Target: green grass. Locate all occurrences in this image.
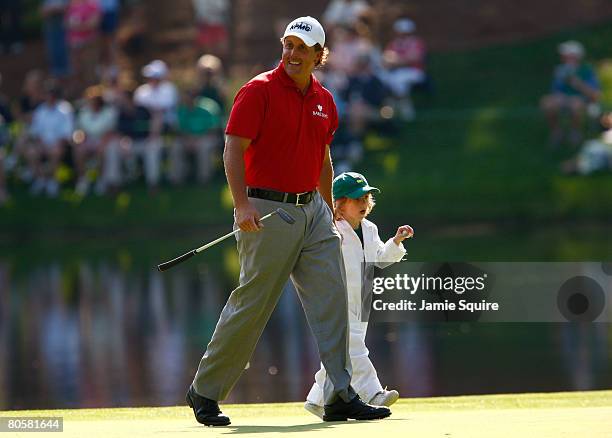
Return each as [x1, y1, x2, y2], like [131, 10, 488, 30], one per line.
[2, 391, 611, 437]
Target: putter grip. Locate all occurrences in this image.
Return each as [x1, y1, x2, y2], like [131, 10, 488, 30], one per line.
[157, 249, 196, 272]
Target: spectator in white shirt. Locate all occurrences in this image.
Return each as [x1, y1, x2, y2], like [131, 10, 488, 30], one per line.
[133, 60, 177, 193]
[73, 85, 118, 196]
[26, 80, 74, 197]
[134, 59, 178, 127]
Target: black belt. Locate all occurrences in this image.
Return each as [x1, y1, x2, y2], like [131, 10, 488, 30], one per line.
[247, 187, 316, 205]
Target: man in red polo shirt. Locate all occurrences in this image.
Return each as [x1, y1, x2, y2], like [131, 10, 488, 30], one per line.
[186, 16, 391, 426]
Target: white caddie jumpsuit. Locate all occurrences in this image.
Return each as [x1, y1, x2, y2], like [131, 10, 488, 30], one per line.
[306, 218, 406, 405]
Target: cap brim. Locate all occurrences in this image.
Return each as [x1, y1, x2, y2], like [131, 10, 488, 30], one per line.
[143, 70, 163, 79]
[283, 31, 318, 47]
[559, 49, 582, 56]
[345, 186, 380, 199]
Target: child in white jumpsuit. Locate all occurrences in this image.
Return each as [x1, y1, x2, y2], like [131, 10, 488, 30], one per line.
[305, 171, 414, 418]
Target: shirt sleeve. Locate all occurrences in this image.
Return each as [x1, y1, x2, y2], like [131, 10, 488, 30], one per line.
[371, 222, 406, 268]
[225, 82, 266, 141]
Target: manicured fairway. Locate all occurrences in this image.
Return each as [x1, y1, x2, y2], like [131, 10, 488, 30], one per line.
[2, 390, 611, 437]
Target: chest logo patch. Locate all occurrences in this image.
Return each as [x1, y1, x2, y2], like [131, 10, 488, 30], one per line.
[313, 104, 328, 119]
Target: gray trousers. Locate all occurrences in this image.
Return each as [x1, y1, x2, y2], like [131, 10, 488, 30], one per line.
[192, 192, 356, 404]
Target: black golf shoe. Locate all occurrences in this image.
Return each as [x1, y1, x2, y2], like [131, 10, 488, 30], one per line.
[323, 395, 391, 421]
[186, 385, 231, 426]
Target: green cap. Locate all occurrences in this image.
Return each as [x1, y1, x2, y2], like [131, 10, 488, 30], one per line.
[332, 172, 380, 200]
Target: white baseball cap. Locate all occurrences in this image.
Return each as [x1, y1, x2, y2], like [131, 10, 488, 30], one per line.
[283, 16, 325, 47]
[142, 59, 168, 79]
[558, 40, 585, 58]
[197, 54, 222, 72]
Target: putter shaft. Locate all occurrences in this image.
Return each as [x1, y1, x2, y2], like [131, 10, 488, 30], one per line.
[157, 210, 279, 272]
[194, 210, 277, 253]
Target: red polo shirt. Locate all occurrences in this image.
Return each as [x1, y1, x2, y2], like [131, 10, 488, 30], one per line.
[225, 63, 339, 193]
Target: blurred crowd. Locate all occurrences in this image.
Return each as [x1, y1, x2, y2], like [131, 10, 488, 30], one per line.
[314, 1, 430, 173]
[1, 0, 610, 207]
[0, 0, 231, 204]
[538, 40, 612, 176]
[0, 0, 433, 205]
[0, 54, 227, 201]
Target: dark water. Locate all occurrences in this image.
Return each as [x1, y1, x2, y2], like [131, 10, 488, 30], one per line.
[1, 230, 611, 411]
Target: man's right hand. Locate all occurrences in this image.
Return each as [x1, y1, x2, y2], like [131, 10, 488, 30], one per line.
[235, 201, 262, 232]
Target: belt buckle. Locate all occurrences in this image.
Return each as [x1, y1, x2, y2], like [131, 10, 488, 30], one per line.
[295, 191, 309, 206]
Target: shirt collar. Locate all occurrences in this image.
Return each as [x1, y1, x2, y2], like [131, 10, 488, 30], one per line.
[274, 62, 321, 96]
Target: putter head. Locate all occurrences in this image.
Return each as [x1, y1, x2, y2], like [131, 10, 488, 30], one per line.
[276, 208, 296, 224]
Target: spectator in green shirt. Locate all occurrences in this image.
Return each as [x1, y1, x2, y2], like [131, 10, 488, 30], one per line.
[169, 90, 222, 184]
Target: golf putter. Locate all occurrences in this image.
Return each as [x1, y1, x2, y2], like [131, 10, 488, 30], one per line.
[157, 208, 296, 272]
